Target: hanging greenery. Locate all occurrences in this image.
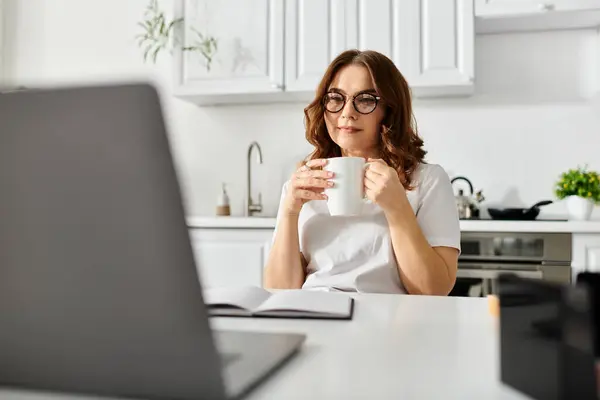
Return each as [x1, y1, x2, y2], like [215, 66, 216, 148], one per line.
[135, 0, 182, 63]
[182, 27, 219, 72]
[136, 0, 218, 71]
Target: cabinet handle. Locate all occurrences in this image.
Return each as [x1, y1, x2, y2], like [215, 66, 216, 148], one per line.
[271, 83, 284, 90]
[538, 3, 555, 11]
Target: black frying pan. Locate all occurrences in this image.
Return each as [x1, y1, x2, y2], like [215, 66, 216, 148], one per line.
[487, 200, 553, 221]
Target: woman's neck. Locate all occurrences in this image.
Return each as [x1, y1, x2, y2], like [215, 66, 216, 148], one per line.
[341, 148, 379, 159]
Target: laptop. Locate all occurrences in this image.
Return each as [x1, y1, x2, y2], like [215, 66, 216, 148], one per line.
[0, 82, 305, 400]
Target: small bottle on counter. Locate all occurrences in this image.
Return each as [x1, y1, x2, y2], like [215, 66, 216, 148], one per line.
[216, 183, 231, 216]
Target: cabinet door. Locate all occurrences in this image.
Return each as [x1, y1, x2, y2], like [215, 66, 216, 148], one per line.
[572, 234, 600, 281]
[345, 0, 396, 62]
[345, 0, 474, 96]
[189, 229, 273, 289]
[597, 35, 600, 94]
[284, 0, 347, 92]
[399, 0, 474, 92]
[476, 0, 600, 17]
[173, 0, 284, 96]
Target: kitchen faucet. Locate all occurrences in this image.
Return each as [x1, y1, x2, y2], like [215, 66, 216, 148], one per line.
[246, 141, 263, 216]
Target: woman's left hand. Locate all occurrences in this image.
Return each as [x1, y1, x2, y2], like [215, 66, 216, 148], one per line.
[364, 158, 407, 213]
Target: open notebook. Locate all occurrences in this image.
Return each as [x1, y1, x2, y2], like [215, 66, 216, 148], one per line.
[203, 286, 354, 320]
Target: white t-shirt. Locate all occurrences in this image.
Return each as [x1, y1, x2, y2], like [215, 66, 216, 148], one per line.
[271, 162, 461, 294]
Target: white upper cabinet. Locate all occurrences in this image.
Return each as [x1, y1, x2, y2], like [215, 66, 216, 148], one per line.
[476, 0, 600, 16]
[345, 1, 396, 61]
[173, 0, 475, 105]
[173, 0, 284, 101]
[284, 0, 347, 93]
[475, 0, 600, 33]
[345, 0, 474, 96]
[597, 35, 600, 96]
[400, 0, 474, 94]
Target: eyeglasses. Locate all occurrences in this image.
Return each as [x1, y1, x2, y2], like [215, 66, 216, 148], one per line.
[323, 91, 381, 115]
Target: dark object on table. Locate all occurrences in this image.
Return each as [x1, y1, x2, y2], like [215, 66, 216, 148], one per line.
[497, 273, 597, 400]
[488, 200, 553, 220]
[577, 272, 600, 358]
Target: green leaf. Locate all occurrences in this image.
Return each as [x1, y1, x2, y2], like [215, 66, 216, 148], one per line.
[167, 18, 181, 32]
[143, 44, 155, 62]
[152, 46, 161, 63]
[158, 14, 166, 34]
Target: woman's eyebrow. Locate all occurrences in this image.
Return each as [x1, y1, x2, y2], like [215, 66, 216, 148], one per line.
[328, 87, 378, 95]
[360, 88, 378, 94]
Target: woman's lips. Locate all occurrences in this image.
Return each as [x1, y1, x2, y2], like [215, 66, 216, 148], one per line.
[338, 126, 361, 133]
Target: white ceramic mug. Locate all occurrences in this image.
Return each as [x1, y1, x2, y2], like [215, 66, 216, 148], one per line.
[323, 157, 370, 216]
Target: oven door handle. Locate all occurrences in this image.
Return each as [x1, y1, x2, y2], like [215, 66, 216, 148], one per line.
[456, 269, 542, 280]
[458, 261, 544, 269]
[457, 262, 544, 280]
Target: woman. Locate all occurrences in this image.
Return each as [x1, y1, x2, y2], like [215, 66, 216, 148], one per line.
[263, 49, 460, 295]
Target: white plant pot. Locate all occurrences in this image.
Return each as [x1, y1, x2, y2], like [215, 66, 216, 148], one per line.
[565, 195, 595, 221]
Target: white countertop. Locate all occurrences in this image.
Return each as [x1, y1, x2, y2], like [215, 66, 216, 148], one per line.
[210, 294, 530, 399]
[0, 294, 531, 400]
[459, 219, 600, 233]
[187, 216, 600, 233]
[187, 216, 278, 229]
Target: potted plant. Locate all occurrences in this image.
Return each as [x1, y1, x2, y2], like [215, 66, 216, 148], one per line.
[555, 166, 600, 221]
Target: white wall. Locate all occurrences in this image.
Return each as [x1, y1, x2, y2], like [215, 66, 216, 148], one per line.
[3, 0, 600, 219]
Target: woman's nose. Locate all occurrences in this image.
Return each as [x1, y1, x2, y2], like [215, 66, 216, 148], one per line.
[340, 98, 358, 119]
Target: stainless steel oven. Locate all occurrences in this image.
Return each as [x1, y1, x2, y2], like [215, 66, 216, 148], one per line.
[449, 231, 572, 297]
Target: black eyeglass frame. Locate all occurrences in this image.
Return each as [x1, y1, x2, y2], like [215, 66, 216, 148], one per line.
[322, 91, 382, 115]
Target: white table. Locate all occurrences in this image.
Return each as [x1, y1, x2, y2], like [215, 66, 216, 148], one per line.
[0, 294, 533, 400]
[212, 293, 532, 400]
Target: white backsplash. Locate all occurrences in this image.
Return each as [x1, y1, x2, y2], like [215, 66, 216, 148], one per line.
[3, 0, 600, 219]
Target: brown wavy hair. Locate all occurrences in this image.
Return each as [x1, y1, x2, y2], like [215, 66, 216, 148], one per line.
[303, 49, 426, 190]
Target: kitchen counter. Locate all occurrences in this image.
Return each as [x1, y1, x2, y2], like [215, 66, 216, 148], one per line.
[459, 219, 600, 233]
[0, 294, 530, 400]
[187, 216, 278, 229]
[187, 216, 600, 233]
[209, 293, 528, 399]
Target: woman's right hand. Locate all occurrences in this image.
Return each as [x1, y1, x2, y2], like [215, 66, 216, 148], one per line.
[283, 158, 334, 215]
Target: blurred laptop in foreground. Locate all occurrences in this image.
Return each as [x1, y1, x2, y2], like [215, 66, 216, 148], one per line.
[0, 82, 305, 400]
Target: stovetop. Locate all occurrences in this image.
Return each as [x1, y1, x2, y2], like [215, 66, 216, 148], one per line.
[460, 217, 568, 222]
